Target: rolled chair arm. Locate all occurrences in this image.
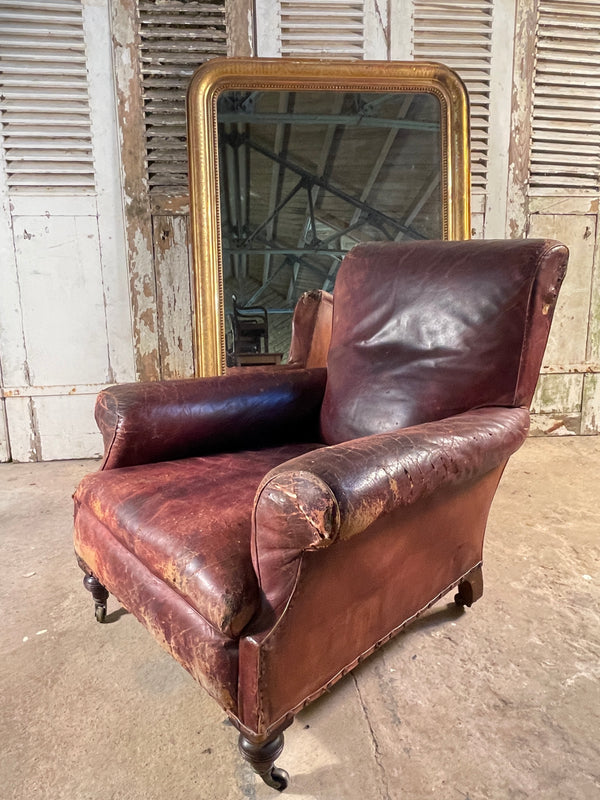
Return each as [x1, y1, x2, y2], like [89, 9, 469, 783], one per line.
[96, 367, 327, 470]
[251, 406, 529, 601]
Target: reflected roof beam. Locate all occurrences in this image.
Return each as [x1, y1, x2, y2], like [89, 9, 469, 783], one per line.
[245, 134, 425, 240]
[218, 111, 438, 131]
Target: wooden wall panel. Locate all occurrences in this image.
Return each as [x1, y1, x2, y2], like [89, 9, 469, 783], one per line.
[530, 374, 583, 436]
[3, 398, 37, 462]
[528, 213, 596, 366]
[0, 400, 9, 461]
[28, 395, 103, 462]
[581, 375, 600, 434]
[12, 215, 111, 386]
[527, 212, 597, 434]
[153, 215, 195, 378]
[111, 0, 160, 382]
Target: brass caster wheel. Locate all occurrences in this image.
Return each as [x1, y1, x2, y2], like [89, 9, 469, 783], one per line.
[262, 767, 289, 792]
[95, 603, 107, 623]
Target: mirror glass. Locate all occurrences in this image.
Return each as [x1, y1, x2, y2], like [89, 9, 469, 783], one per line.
[187, 59, 470, 376]
[217, 89, 442, 363]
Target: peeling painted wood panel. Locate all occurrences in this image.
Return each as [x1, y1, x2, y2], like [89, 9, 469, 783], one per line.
[0, 125, 28, 389]
[528, 213, 596, 365]
[153, 214, 195, 378]
[9, 195, 97, 217]
[13, 214, 111, 386]
[388, 0, 414, 60]
[0, 0, 135, 461]
[529, 413, 580, 437]
[225, 0, 253, 57]
[483, 0, 517, 237]
[111, 0, 160, 381]
[471, 212, 485, 239]
[0, 400, 10, 461]
[253, 0, 280, 56]
[531, 370, 583, 434]
[83, 0, 136, 384]
[29, 394, 103, 461]
[529, 195, 599, 216]
[4, 394, 103, 462]
[581, 374, 600, 434]
[506, 0, 538, 239]
[364, 0, 389, 59]
[531, 373, 583, 415]
[586, 218, 600, 368]
[3, 397, 37, 462]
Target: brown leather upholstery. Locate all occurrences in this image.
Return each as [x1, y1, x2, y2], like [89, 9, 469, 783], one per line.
[74, 504, 240, 711]
[287, 289, 333, 368]
[75, 443, 323, 637]
[321, 240, 567, 443]
[96, 367, 326, 469]
[73, 238, 568, 788]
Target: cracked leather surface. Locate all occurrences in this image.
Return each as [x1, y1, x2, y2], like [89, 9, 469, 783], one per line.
[74, 442, 323, 638]
[96, 367, 326, 470]
[251, 406, 528, 617]
[74, 505, 240, 712]
[321, 239, 568, 443]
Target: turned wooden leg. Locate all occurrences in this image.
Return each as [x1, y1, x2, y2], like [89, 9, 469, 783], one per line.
[83, 573, 109, 623]
[238, 732, 289, 791]
[455, 564, 484, 608]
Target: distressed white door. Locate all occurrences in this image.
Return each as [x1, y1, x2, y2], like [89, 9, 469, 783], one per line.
[512, 0, 600, 434]
[0, 0, 134, 461]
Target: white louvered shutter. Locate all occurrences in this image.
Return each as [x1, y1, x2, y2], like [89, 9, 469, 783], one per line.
[279, 1, 365, 59]
[529, 0, 600, 192]
[413, 0, 493, 193]
[138, 0, 227, 195]
[0, 0, 95, 193]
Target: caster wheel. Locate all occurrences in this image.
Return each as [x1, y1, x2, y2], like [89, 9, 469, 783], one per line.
[262, 767, 289, 792]
[95, 604, 107, 623]
[454, 592, 466, 607]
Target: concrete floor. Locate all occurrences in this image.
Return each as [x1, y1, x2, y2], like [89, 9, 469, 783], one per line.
[1, 437, 599, 800]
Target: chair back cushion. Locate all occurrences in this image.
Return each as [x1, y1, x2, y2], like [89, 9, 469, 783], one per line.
[320, 239, 568, 444]
[288, 290, 333, 368]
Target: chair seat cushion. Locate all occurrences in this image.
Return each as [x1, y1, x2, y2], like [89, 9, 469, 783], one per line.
[74, 443, 323, 638]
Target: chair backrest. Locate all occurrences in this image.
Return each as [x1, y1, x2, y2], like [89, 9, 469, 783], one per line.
[320, 239, 568, 444]
[287, 289, 333, 368]
[231, 294, 269, 355]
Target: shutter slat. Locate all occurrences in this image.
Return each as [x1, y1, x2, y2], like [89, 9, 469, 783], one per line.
[414, 0, 493, 191]
[138, 0, 227, 195]
[530, 0, 600, 191]
[280, 1, 365, 59]
[0, 2, 95, 193]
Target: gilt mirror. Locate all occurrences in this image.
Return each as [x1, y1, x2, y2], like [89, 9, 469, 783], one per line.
[187, 58, 470, 376]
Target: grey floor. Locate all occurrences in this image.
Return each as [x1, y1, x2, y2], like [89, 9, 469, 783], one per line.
[1, 437, 599, 800]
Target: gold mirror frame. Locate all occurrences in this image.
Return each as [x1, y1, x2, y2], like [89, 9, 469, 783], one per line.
[187, 58, 470, 377]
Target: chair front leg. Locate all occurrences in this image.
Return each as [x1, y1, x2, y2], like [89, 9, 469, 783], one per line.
[454, 564, 484, 608]
[238, 730, 289, 791]
[83, 573, 109, 623]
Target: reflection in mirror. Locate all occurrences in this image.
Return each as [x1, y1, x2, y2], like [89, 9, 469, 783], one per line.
[217, 90, 442, 365]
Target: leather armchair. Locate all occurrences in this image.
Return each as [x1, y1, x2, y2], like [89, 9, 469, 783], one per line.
[74, 239, 568, 791]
